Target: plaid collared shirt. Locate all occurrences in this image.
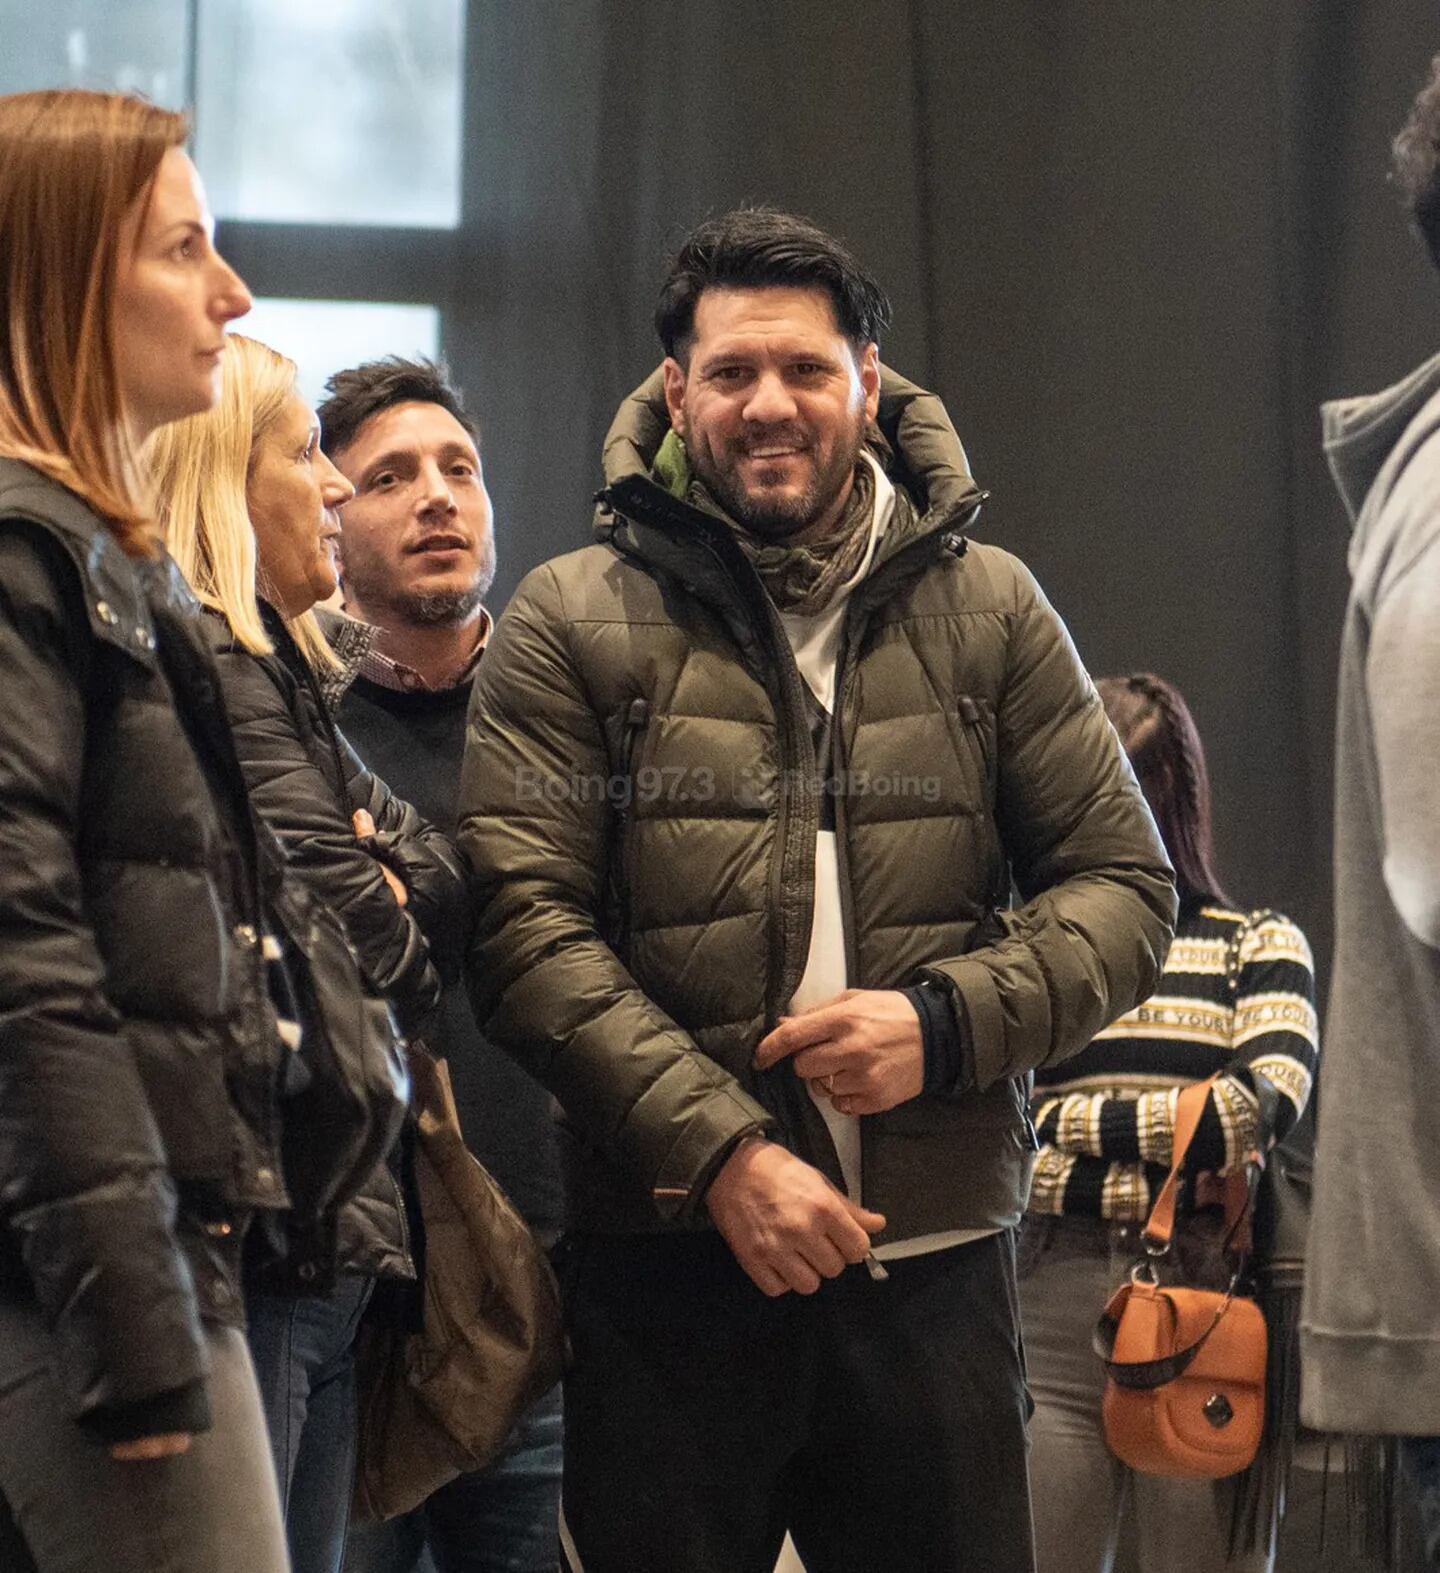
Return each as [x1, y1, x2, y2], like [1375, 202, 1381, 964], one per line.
[348, 607, 492, 694]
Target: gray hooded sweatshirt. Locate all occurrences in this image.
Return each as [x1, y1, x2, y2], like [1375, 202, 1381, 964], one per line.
[1302, 350, 1440, 1432]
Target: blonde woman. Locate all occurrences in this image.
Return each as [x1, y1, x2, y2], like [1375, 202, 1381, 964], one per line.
[0, 90, 294, 1573]
[150, 334, 467, 1573]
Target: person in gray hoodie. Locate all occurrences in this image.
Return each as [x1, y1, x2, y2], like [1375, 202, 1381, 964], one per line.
[1302, 51, 1440, 1564]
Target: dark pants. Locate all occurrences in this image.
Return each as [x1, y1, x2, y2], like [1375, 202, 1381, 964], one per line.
[558, 1229, 1034, 1573]
[343, 1385, 563, 1573]
[247, 1272, 374, 1573]
[1402, 1439, 1440, 1568]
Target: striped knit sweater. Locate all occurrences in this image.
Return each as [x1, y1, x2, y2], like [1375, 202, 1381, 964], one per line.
[1027, 904, 1317, 1222]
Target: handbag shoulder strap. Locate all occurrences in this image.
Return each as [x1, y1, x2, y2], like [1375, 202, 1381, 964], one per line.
[1093, 1282, 1239, 1389]
[1139, 909, 1283, 1260]
[1142, 1077, 1217, 1253]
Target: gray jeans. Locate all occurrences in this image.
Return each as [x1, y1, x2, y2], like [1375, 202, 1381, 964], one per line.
[0, 1292, 289, 1573]
[1017, 1216, 1273, 1573]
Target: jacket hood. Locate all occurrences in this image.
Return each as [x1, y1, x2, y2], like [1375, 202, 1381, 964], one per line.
[1322, 348, 1440, 560]
[596, 364, 985, 559]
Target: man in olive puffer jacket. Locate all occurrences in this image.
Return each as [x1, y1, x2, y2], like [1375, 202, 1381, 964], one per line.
[460, 208, 1175, 1573]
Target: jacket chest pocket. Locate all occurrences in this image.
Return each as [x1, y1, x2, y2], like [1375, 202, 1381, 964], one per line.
[955, 694, 997, 810]
[602, 698, 651, 957]
[953, 694, 1010, 907]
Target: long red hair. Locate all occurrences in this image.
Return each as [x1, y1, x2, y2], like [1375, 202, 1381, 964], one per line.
[0, 90, 187, 555]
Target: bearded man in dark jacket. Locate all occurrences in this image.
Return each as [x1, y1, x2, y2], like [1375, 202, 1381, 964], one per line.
[459, 208, 1176, 1573]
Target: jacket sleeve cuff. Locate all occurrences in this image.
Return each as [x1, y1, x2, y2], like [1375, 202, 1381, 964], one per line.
[79, 1378, 211, 1445]
[647, 1085, 777, 1224]
[919, 957, 1010, 1088]
[691, 1130, 766, 1215]
[904, 979, 975, 1096]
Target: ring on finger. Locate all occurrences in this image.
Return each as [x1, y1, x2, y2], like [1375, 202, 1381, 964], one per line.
[820, 1074, 836, 1096]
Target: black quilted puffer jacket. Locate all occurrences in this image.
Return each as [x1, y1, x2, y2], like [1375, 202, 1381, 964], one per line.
[0, 459, 298, 1442]
[460, 371, 1176, 1242]
[202, 605, 469, 1281]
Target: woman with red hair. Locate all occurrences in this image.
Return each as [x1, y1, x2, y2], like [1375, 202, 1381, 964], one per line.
[0, 89, 289, 1572]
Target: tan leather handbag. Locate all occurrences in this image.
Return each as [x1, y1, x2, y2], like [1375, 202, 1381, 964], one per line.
[1093, 1078, 1267, 1479]
[352, 1047, 566, 1521]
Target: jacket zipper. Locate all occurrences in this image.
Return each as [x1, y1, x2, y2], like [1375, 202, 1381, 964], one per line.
[739, 591, 838, 1180]
[957, 699, 1033, 1150]
[830, 617, 877, 1215]
[831, 619, 865, 1003]
[831, 538, 961, 1214]
[641, 497, 819, 1028]
[619, 697, 649, 782]
[606, 697, 650, 960]
[675, 528, 826, 1164]
[956, 694, 998, 807]
[388, 1161, 416, 1276]
[754, 599, 820, 1028]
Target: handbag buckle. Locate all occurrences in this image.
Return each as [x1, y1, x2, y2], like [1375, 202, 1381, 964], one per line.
[1131, 1232, 1171, 1286]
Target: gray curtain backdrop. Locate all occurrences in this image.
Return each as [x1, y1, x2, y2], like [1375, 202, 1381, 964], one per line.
[447, 0, 1440, 983]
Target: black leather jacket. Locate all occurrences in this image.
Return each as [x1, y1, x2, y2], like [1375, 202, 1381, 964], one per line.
[203, 604, 469, 1279]
[0, 460, 297, 1443]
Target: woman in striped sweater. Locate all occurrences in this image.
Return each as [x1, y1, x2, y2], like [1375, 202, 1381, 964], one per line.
[1019, 673, 1317, 1573]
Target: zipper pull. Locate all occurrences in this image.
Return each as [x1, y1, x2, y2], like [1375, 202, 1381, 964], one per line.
[864, 1251, 890, 1283]
[619, 697, 650, 776]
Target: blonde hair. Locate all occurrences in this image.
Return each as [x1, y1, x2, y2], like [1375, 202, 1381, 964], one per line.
[0, 90, 187, 555]
[150, 333, 338, 670]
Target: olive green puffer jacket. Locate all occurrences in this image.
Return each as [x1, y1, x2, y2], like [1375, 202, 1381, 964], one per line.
[459, 370, 1175, 1242]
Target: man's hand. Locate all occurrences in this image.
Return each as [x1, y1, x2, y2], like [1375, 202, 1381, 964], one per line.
[753, 988, 924, 1115]
[109, 1432, 192, 1461]
[705, 1137, 886, 1296]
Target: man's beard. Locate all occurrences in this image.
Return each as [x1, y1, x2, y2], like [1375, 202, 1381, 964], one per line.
[349, 545, 496, 628]
[692, 417, 866, 541]
[400, 584, 488, 626]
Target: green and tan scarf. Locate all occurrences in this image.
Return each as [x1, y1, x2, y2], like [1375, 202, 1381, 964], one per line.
[655, 430, 876, 617]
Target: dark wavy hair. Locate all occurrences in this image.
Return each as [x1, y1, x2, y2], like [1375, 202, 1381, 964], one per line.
[1393, 52, 1440, 271]
[655, 206, 892, 362]
[316, 355, 475, 459]
[1098, 673, 1230, 911]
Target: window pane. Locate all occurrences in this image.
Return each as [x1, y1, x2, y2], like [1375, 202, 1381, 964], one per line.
[193, 0, 463, 228]
[0, 0, 189, 104]
[238, 298, 441, 410]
